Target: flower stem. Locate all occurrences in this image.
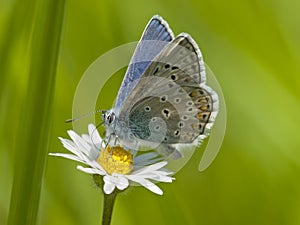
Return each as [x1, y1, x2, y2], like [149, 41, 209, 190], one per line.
[102, 191, 118, 225]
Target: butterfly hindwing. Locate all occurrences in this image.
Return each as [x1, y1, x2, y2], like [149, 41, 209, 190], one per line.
[127, 82, 217, 144]
[120, 34, 218, 146]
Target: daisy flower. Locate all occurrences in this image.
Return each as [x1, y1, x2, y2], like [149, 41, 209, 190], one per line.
[49, 124, 174, 195]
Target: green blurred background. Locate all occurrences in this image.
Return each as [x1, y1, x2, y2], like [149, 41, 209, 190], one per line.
[1, 0, 300, 224]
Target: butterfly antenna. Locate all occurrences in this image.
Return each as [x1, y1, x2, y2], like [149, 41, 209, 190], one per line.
[65, 110, 104, 123]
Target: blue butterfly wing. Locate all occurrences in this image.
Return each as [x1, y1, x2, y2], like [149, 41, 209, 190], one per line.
[114, 15, 174, 114]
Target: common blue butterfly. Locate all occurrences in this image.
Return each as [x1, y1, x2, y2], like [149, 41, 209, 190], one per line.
[102, 15, 218, 159]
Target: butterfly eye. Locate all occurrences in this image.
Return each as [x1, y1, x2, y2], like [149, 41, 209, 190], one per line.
[107, 112, 115, 124]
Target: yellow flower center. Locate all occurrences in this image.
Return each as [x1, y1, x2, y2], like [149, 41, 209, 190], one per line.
[97, 145, 133, 175]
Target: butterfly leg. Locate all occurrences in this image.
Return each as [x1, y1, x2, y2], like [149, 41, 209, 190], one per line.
[99, 136, 109, 150]
[104, 133, 114, 149]
[103, 133, 121, 157]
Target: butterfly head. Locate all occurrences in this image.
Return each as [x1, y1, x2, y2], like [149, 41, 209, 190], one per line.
[102, 110, 116, 126]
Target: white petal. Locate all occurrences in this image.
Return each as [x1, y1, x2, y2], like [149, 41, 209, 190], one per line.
[134, 152, 159, 164]
[58, 137, 76, 150]
[88, 160, 105, 170]
[53, 137, 100, 170]
[134, 152, 164, 167]
[77, 152, 95, 165]
[126, 176, 163, 195]
[49, 153, 84, 163]
[134, 158, 164, 167]
[103, 175, 129, 190]
[76, 156, 106, 173]
[59, 138, 85, 158]
[132, 161, 168, 175]
[89, 149, 100, 161]
[78, 141, 99, 161]
[133, 172, 174, 183]
[151, 175, 174, 183]
[82, 134, 92, 143]
[103, 176, 116, 194]
[82, 133, 101, 151]
[151, 169, 173, 176]
[113, 175, 129, 190]
[88, 124, 103, 145]
[77, 165, 106, 175]
[67, 130, 91, 156]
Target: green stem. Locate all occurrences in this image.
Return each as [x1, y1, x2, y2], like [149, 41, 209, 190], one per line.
[102, 191, 118, 225]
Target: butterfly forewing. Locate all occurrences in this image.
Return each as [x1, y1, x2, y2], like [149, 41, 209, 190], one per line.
[114, 15, 174, 114]
[146, 34, 206, 84]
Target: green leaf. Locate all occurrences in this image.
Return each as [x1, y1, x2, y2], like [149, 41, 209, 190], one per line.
[6, 0, 65, 224]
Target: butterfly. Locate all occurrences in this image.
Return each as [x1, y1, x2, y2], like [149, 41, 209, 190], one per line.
[102, 15, 219, 159]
